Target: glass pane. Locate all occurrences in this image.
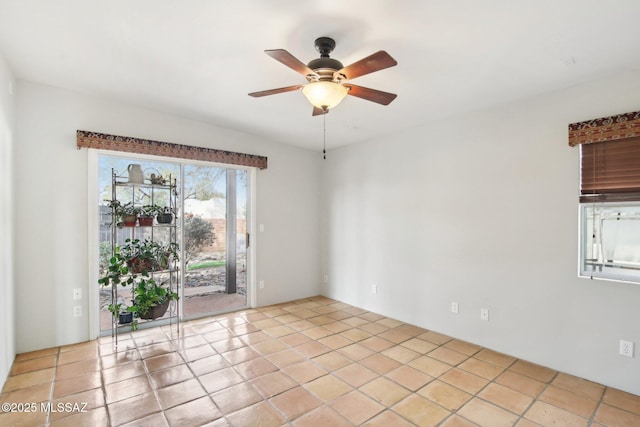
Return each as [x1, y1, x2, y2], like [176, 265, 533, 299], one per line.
[236, 170, 248, 297]
[98, 156, 180, 333]
[183, 165, 247, 317]
[581, 203, 640, 283]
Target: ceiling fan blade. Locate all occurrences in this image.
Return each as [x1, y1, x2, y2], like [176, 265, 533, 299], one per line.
[265, 49, 316, 77]
[336, 51, 397, 80]
[248, 85, 303, 97]
[344, 84, 397, 105]
[312, 106, 328, 116]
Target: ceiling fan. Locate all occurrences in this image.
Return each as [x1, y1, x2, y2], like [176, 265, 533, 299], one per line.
[249, 37, 398, 116]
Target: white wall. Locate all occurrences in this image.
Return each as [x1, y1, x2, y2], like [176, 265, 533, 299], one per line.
[0, 54, 15, 391]
[321, 70, 640, 395]
[13, 81, 321, 353]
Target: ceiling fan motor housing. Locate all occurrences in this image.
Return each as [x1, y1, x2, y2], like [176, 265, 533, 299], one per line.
[314, 37, 336, 56]
[307, 37, 344, 81]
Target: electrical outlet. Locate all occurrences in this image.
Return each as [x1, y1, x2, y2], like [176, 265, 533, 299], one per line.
[259, 280, 264, 289]
[451, 302, 459, 314]
[620, 340, 634, 357]
[72, 288, 81, 300]
[73, 306, 82, 317]
[324, 275, 328, 284]
[480, 308, 489, 321]
[372, 284, 377, 294]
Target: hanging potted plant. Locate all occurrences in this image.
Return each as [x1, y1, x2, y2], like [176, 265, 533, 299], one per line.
[129, 277, 178, 323]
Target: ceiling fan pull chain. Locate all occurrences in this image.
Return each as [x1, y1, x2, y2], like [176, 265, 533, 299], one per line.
[323, 113, 327, 160]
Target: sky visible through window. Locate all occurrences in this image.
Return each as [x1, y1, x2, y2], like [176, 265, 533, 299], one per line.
[97, 156, 246, 207]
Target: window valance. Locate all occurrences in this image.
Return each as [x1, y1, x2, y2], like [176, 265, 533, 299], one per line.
[76, 130, 268, 170]
[568, 110, 640, 147]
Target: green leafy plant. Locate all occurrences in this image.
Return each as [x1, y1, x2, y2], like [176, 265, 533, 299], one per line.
[138, 204, 163, 217]
[106, 200, 139, 226]
[107, 200, 139, 216]
[129, 277, 178, 317]
[99, 239, 179, 330]
[138, 204, 163, 226]
[119, 238, 178, 273]
[98, 251, 134, 319]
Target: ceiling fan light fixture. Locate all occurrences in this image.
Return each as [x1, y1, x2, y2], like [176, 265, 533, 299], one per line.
[302, 81, 349, 110]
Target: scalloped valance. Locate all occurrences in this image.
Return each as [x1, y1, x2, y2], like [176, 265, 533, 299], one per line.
[568, 110, 640, 147]
[76, 130, 268, 170]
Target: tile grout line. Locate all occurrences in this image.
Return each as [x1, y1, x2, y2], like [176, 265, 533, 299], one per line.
[178, 317, 267, 424]
[587, 385, 607, 427]
[140, 328, 177, 427]
[255, 305, 371, 425]
[433, 342, 490, 427]
[482, 357, 545, 427]
[254, 308, 342, 425]
[43, 346, 61, 427]
[298, 311, 399, 423]
[286, 318, 447, 426]
[97, 338, 113, 427]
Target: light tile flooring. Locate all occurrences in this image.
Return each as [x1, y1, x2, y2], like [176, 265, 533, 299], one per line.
[1, 296, 639, 427]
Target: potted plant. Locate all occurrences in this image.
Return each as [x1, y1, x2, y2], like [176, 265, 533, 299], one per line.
[156, 206, 174, 224]
[129, 277, 178, 324]
[120, 238, 178, 273]
[138, 204, 162, 226]
[119, 310, 133, 325]
[120, 238, 155, 273]
[107, 200, 139, 227]
[99, 239, 180, 330]
[109, 302, 133, 325]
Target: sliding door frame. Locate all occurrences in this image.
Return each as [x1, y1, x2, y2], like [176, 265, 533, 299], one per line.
[87, 149, 257, 339]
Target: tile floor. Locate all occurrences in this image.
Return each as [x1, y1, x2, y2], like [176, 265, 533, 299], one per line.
[1, 296, 639, 426]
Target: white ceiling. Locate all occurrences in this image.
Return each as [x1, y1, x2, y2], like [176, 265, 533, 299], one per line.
[1, 1, 640, 151]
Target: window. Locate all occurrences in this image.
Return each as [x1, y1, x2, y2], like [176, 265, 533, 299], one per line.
[577, 136, 640, 283]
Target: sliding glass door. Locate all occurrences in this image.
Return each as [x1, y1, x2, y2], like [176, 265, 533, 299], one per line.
[97, 155, 250, 333]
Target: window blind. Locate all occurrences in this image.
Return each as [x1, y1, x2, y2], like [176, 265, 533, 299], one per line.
[580, 137, 640, 202]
